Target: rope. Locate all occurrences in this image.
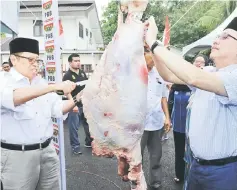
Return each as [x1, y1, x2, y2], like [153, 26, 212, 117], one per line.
[20, 1, 39, 26]
[159, 0, 201, 41]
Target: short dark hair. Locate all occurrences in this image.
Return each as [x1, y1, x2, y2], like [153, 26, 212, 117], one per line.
[68, 53, 80, 62]
[2, 62, 9, 66]
[194, 54, 209, 66]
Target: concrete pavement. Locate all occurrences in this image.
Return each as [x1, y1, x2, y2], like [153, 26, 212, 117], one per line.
[64, 124, 183, 190]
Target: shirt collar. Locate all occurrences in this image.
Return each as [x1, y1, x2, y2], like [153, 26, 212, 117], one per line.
[217, 64, 237, 72]
[148, 67, 156, 74]
[69, 68, 80, 75]
[9, 68, 41, 83]
[10, 68, 26, 81]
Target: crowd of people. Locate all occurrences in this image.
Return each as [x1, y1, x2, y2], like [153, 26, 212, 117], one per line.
[1, 15, 237, 190]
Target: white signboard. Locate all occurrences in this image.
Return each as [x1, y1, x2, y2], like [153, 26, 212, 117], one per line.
[41, 0, 66, 189]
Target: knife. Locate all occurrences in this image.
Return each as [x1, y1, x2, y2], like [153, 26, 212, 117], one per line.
[56, 80, 88, 95]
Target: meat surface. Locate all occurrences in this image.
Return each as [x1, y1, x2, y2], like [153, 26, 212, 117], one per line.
[82, 1, 148, 189]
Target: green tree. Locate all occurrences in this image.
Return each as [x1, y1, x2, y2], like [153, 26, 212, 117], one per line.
[101, 0, 167, 45]
[168, 1, 227, 48]
[225, 0, 237, 16]
[100, 1, 119, 45]
[0, 32, 6, 39]
[101, 0, 236, 48]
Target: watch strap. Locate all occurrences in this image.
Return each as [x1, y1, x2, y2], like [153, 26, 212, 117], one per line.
[73, 96, 78, 105]
[150, 41, 159, 54]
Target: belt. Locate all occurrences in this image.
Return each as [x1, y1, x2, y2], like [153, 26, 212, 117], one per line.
[1, 138, 52, 151]
[195, 156, 237, 166]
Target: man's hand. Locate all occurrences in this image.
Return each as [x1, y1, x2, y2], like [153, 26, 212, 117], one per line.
[72, 106, 78, 112]
[76, 90, 83, 102]
[164, 118, 171, 133]
[54, 80, 76, 95]
[144, 16, 158, 48]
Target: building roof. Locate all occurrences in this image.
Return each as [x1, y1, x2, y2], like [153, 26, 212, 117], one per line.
[0, 37, 13, 51]
[20, 0, 104, 48]
[20, 1, 93, 11]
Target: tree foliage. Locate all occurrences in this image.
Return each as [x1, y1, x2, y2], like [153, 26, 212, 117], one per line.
[100, 1, 119, 45]
[101, 0, 237, 48]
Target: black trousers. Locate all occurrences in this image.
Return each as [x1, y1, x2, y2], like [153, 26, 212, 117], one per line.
[173, 131, 185, 181]
[141, 130, 162, 188]
[80, 109, 93, 144]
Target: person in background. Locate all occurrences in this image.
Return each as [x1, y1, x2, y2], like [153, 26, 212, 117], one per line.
[63, 53, 93, 154]
[145, 16, 237, 190]
[141, 51, 171, 190]
[183, 54, 214, 190]
[2, 61, 11, 72]
[161, 83, 172, 141]
[193, 54, 209, 69]
[168, 54, 209, 184]
[170, 84, 191, 183]
[1, 37, 82, 190]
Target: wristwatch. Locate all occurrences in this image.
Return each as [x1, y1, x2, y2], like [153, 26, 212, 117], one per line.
[73, 96, 78, 105]
[73, 95, 82, 107]
[150, 40, 164, 54]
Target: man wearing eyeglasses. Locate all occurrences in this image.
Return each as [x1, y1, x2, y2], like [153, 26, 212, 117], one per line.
[144, 17, 237, 190]
[0, 37, 83, 190]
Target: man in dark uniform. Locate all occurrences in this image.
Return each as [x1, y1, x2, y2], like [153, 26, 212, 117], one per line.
[63, 53, 93, 154]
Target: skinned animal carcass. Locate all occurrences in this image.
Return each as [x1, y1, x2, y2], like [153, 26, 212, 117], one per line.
[82, 1, 148, 189]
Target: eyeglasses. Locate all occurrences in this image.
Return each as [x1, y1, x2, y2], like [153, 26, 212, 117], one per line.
[217, 33, 237, 41]
[14, 54, 44, 65]
[194, 60, 205, 64]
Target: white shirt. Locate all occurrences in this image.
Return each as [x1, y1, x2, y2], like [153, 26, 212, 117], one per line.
[189, 65, 237, 159]
[1, 68, 65, 145]
[145, 68, 168, 131]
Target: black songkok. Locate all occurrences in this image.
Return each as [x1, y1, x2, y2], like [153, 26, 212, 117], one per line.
[9, 37, 39, 55]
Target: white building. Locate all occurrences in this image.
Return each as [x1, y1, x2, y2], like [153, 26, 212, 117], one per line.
[0, 0, 19, 71]
[1, 0, 104, 75]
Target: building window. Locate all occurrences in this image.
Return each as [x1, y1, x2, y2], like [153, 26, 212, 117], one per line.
[79, 22, 84, 38]
[86, 28, 88, 37]
[33, 20, 43, 37]
[81, 64, 85, 71]
[90, 32, 92, 38]
[85, 64, 92, 72]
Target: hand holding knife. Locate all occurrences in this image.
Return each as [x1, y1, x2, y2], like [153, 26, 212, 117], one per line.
[55, 80, 88, 95]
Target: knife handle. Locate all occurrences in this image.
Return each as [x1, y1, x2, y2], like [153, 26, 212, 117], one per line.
[56, 90, 64, 95]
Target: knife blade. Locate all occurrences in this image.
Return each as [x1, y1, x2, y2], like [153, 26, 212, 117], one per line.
[56, 80, 88, 95]
[76, 80, 88, 86]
